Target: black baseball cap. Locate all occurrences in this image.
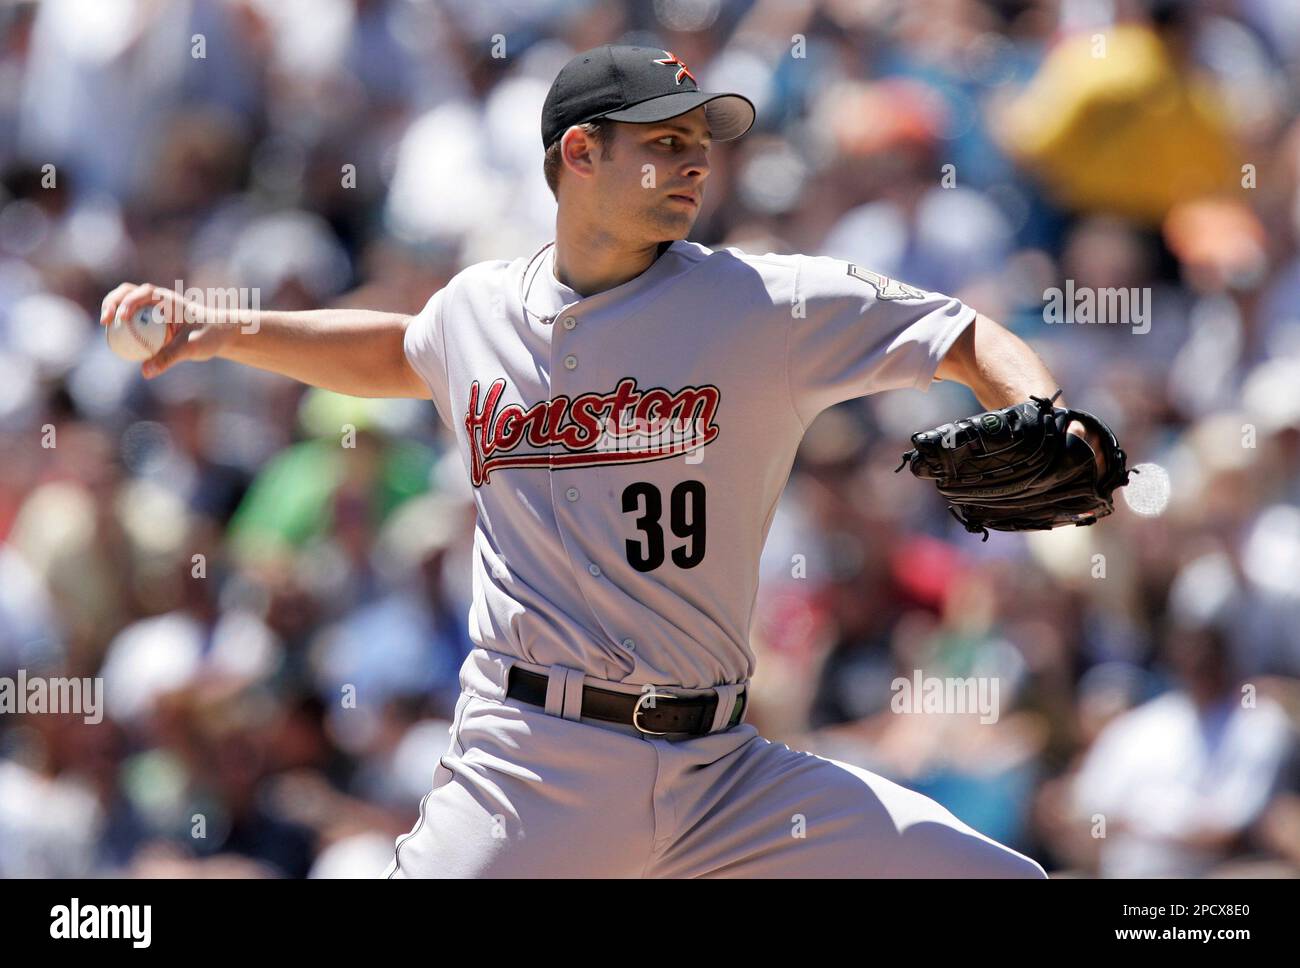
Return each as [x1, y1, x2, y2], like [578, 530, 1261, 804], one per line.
[541, 44, 755, 149]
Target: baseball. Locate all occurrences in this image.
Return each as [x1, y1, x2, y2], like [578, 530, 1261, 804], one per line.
[107, 304, 168, 362]
[1121, 461, 1171, 517]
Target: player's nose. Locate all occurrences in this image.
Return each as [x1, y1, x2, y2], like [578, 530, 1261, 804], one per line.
[681, 145, 710, 180]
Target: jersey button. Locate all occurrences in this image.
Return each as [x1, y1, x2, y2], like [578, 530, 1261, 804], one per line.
[587, 563, 601, 577]
[565, 486, 580, 502]
[563, 354, 578, 370]
[561, 316, 577, 330]
[621, 638, 636, 651]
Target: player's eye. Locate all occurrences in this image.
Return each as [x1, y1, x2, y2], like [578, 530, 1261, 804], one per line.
[657, 136, 678, 147]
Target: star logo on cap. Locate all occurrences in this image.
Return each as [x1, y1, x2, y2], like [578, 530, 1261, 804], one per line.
[652, 50, 696, 86]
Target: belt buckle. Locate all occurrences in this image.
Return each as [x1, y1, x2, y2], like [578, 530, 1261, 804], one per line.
[632, 688, 684, 736]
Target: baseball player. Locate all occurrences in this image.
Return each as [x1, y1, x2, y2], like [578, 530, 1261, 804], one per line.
[102, 45, 1127, 877]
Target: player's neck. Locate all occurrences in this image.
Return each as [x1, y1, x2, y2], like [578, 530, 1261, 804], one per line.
[552, 217, 670, 297]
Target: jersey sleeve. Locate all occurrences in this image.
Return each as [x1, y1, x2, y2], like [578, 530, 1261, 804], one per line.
[403, 286, 454, 431]
[786, 256, 975, 426]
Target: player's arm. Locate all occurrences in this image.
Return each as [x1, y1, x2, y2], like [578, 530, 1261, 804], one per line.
[99, 282, 431, 400]
[932, 312, 1060, 409]
[933, 311, 1105, 470]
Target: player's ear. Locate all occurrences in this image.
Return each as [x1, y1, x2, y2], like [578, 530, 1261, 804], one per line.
[560, 125, 599, 180]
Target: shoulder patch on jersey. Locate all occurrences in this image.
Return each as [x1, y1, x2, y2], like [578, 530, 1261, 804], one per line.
[846, 264, 926, 301]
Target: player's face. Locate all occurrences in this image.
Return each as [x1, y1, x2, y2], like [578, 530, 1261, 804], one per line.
[597, 108, 712, 242]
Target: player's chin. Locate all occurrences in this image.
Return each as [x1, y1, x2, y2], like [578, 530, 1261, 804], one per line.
[649, 205, 697, 238]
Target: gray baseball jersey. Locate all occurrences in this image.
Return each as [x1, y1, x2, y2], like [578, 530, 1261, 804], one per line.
[404, 241, 973, 688]
[392, 240, 1045, 877]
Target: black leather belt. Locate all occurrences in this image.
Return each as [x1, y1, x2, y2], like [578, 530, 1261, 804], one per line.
[506, 667, 746, 736]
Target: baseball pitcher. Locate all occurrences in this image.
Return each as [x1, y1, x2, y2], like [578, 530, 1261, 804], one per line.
[101, 45, 1129, 877]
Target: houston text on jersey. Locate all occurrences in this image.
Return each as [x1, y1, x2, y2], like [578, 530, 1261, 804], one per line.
[464, 376, 721, 485]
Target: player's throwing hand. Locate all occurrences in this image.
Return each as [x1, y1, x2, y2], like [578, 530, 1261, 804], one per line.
[100, 283, 235, 378]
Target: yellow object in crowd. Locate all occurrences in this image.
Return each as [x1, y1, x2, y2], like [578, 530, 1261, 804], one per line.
[999, 25, 1237, 224]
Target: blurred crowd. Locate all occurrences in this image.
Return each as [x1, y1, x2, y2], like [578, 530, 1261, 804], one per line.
[2, 0, 1299, 878]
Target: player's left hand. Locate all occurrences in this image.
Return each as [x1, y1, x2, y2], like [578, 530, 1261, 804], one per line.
[895, 390, 1133, 540]
[1065, 418, 1107, 477]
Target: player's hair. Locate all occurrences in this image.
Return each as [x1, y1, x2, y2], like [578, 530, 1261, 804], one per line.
[543, 119, 612, 198]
